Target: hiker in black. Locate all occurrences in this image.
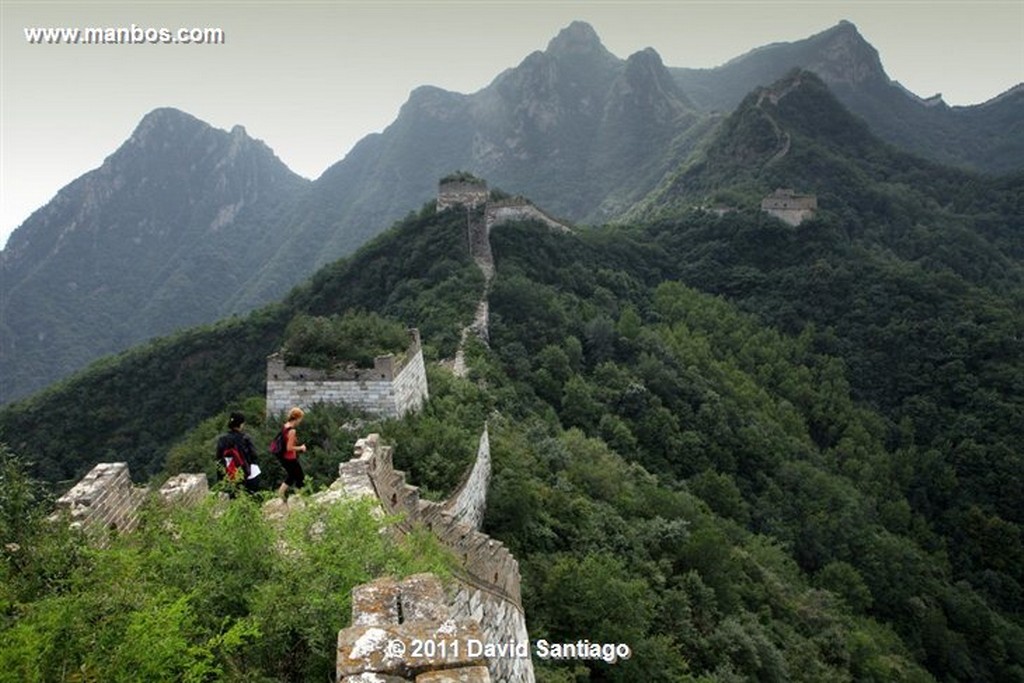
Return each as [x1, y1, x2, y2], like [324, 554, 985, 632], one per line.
[216, 412, 261, 495]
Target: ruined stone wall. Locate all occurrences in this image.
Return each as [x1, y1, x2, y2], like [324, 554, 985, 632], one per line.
[441, 426, 491, 530]
[54, 462, 148, 544]
[158, 473, 210, 506]
[266, 329, 429, 418]
[341, 435, 534, 683]
[438, 180, 489, 212]
[761, 188, 817, 226]
[337, 573, 494, 682]
[392, 343, 430, 417]
[486, 201, 571, 234]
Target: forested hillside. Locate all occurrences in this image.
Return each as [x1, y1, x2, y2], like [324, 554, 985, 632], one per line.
[0, 204, 482, 483]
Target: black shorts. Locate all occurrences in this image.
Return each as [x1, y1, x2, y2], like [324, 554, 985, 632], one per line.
[281, 458, 304, 488]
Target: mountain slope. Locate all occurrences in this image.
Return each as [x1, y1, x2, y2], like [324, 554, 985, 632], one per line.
[671, 21, 1023, 173]
[2, 103, 1022, 677]
[241, 21, 702, 298]
[0, 202, 482, 482]
[0, 108, 309, 402]
[5, 21, 1019, 405]
[637, 68, 1024, 255]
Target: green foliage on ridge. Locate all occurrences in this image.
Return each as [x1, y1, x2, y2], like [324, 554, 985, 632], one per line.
[0, 448, 452, 682]
[281, 311, 410, 370]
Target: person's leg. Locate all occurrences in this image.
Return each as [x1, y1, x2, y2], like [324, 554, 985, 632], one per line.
[279, 459, 300, 500]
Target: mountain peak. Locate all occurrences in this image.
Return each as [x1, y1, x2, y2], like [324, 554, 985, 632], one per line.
[129, 107, 209, 148]
[808, 20, 887, 86]
[546, 21, 606, 55]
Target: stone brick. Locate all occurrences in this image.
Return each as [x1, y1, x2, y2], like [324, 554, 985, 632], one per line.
[341, 673, 411, 683]
[266, 330, 428, 419]
[353, 577, 401, 626]
[54, 462, 149, 544]
[337, 621, 486, 680]
[399, 574, 449, 622]
[159, 473, 209, 505]
[416, 666, 491, 683]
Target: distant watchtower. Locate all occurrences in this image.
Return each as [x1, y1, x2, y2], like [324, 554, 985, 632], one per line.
[437, 172, 488, 211]
[761, 188, 817, 226]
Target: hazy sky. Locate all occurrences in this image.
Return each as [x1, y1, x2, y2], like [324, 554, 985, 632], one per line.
[2, 0, 1021, 247]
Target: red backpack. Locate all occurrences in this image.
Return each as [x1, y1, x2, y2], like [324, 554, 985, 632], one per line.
[222, 443, 247, 482]
[217, 433, 249, 482]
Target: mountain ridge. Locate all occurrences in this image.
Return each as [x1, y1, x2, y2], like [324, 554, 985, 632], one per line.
[3, 20, 1020, 403]
[0, 108, 309, 402]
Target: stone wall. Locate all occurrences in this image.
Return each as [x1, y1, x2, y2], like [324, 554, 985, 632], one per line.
[266, 329, 429, 418]
[761, 188, 817, 226]
[339, 434, 534, 683]
[158, 473, 210, 505]
[54, 462, 148, 544]
[485, 199, 571, 234]
[438, 180, 489, 212]
[337, 573, 494, 682]
[441, 426, 490, 530]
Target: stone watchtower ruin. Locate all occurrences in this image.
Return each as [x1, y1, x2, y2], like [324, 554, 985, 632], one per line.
[761, 188, 818, 226]
[437, 175, 490, 212]
[265, 328, 429, 419]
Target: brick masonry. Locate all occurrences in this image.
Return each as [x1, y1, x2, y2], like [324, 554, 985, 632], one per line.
[761, 188, 818, 226]
[266, 329, 429, 419]
[441, 426, 490, 530]
[54, 462, 148, 545]
[158, 473, 210, 505]
[339, 434, 534, 683]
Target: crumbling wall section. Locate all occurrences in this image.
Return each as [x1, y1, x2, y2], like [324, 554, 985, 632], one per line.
[761, 188, 818, 226]
[341, 434, 534, 683]
[54, 462, 148, 544]
[337, 573, 494, 682]
[266, 329, 429, 418]
[158, 473, 210, 505]
[485, 199, 571, 234]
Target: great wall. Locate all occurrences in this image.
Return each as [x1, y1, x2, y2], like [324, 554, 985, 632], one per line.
[442, 176, 571, 378]
[266, 328, 430, 419]
[50, 175, 579, 682]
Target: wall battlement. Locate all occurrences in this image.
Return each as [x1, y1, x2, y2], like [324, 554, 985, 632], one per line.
[340, 433, 533, 683]
[486, 199, 571, 234]
[441, 425, 491, 530]
[53, 464, 210, 545]
[266, 328, 429, 418]
[55, 427, 530, 681]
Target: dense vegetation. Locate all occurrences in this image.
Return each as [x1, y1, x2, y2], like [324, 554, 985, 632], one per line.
[481, 217, 1024, 680]
[281, 311, 411, 370]
[0, 446, 452, 682]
